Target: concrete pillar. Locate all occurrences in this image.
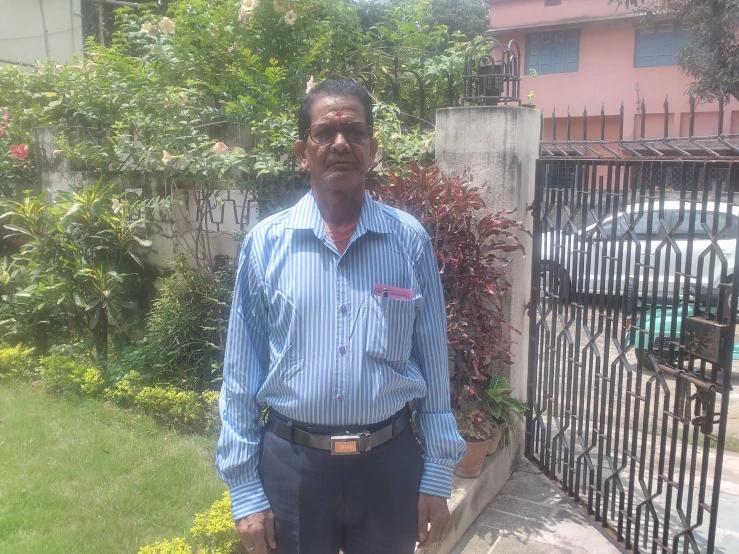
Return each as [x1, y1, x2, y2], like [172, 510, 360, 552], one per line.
[435, 106, 540, 459]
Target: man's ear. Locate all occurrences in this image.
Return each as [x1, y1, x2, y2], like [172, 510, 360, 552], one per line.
[294, 140, 310, 171]
[369, 136, 379, 165]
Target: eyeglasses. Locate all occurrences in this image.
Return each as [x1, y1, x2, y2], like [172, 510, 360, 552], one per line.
[305, 122, 372, 145]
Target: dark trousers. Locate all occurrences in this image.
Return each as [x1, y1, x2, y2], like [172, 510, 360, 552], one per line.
[259, 424, 424, 554]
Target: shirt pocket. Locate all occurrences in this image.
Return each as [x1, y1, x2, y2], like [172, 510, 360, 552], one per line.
[364, 295, 415, 362]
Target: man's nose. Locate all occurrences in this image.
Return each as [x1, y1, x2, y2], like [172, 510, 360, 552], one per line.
[330, 131, 351, 152]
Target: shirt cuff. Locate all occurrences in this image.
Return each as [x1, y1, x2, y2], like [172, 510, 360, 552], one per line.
[419, 460, 456, 499]
[229, 479, 271, 521]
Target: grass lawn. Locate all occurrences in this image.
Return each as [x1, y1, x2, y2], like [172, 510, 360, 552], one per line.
[0, 382, 227, 554]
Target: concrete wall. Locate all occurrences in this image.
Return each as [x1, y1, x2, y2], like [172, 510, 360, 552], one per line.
[436, 106, 540, 459]
[0, 0, 83, 66]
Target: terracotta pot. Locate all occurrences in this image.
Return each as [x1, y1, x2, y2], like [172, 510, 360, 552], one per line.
[486, 426, 502, 456]
[454, 439, 491, 478]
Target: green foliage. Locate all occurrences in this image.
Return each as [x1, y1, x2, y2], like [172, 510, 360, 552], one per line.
[611, 0, 739, 102]
[486, 374, 528, 426]
[0, 184, 170, 358]
[190, 492, 243, 554]
[39, 353, 105, 396]
[138, 538, 194, 554]
[134, 386, 204, 429]
[0, 0, 461, 211]
[134, 255, 233, 390]
[0, 343, 36, 380]
[104, 369, 145, 407]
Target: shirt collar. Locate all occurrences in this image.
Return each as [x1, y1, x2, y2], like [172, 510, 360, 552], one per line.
[284, 190, 392, 237]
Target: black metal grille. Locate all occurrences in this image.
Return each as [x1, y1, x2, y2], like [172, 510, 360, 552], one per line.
[527, 157, 739, 553]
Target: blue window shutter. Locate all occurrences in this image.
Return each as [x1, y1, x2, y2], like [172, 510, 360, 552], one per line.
[635, 21, 689, 67]
[527, 31, 579, 74]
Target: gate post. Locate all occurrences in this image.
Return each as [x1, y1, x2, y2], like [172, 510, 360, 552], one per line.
[436, 106, 541, 459]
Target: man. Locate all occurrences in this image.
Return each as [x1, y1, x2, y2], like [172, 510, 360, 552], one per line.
[217, 78, 466, 554]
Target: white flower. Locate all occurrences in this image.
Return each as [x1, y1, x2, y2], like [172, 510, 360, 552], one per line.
[86, 60, 97, 72]
[213, 142, 229, 155]
[140, 22, 157, 36]
[111, 199, 125, 214]
[159, 17, 175, 35]
[231, 147, 246, 157]
[284, 9, 297, 25]
[305, 75, 315, 94]
[242, 0, 259, 10]
[239, 7, 253, 24]
[162, 150, 177, 165]
[273, 0, 288, 13]
[175, 91, 188, 106]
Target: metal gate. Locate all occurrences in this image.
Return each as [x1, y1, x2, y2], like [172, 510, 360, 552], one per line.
[526, 108, 739, 553]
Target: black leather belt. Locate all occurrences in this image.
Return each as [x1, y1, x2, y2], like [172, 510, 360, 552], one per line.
[266, 406, 411, 455]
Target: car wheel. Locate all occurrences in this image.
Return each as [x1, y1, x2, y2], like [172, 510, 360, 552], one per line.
[539, 261, 571, 311]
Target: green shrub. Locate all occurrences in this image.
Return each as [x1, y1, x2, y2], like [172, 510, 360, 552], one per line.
[39, 354, 104, 396]
[200, 389, 221, 434]
[0, 343, 36, 380]
[134, 386, 204, 429]
[138, 537, 193, 554]
[104, 370, 145, 407]
[138, 255, 233, 390]
[190, 492, 242, 554]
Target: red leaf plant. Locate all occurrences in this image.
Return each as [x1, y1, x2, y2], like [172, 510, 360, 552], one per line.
[371, 162, 528, 412]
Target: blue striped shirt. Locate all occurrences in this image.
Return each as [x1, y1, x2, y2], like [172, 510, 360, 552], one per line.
[216, 190, 466, 521]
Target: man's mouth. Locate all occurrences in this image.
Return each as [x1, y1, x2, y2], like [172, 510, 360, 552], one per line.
[328, 159, 355, 168]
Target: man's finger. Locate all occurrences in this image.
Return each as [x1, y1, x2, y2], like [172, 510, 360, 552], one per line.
[417, 496, 429, 545]
[265, 510, 277, 549]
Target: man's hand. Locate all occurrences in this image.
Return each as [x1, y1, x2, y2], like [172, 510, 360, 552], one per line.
[235, 509, 276, 554]
[416, 493, 450, 549]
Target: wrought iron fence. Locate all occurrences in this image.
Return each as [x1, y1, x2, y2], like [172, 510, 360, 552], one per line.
[528, 127, 739, 552]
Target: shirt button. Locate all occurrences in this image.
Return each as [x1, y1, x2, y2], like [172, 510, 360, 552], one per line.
[337, 394, 344, 401]
[340, 304, 347, 314]
[339, 345, 346, 354]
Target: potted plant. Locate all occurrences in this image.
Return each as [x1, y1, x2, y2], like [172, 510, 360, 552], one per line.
[452, 385, 500, 477]
[485, 374, 528, 455]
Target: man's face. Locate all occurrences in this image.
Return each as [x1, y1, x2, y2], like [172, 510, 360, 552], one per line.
[294, 94, 378, 196]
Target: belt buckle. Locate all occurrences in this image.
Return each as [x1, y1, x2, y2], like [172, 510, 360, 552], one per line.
[331, 434, 360, 455]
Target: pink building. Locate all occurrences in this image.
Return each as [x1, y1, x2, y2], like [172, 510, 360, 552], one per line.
[488, 0, 738, 141]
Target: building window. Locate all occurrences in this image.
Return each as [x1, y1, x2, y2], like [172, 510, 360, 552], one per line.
[527, 30, 579, 74]
[635, 20, 690, 67]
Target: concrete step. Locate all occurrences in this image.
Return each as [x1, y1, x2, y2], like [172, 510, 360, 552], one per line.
[448, 458, 622, 554]
[417, 445, 516, 554]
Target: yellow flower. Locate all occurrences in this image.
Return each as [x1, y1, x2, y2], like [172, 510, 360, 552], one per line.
[242, 0, 260, 9]
[175, 91, 188, 106]
[284, 9, 297, 25]
[159, 17, 175, 35]
[231, 147, 246, 157]
[305, 75, 315, 94]
[162, 150, 177, 165]
[213, 142, 229, 155]
[140, 22, 157, 36]
[273, 0, 288, 13]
